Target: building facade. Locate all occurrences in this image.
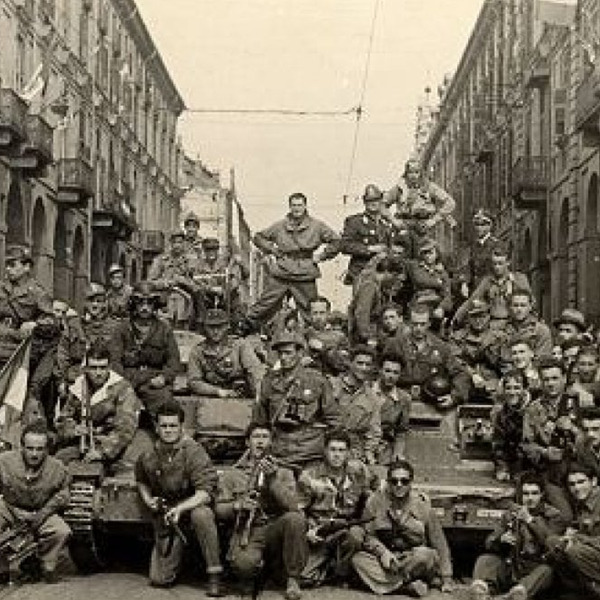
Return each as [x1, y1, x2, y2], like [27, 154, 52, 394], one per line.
[0, 0, 184, 311]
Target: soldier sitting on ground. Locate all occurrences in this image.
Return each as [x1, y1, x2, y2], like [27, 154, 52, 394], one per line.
[470, 471, 566, 600]
[106, 264, 133, 320]
[110, 283, 181, 420]
[0, 421, 71, 584]
[55, 344, 144, 472]
[135, 400, 224, 595]
[298, 429, 372, 586]
[351, 458, 454, 596]
[216, 422, 306, 600]
[187, 308, 264, 399]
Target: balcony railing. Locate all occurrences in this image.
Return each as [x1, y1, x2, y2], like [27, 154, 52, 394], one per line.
[18, 114, 54, 175]
[576, 68, 600, 141]
[57, 158, 94, 206]
[0, 88, 28, 150]
[140, 230, 165, 254]
[511, 156, 549, 210]
[92, 181, 136, 239]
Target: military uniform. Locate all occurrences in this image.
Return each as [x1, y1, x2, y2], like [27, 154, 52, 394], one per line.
[135, 436, 222, 586]
[490, 399, 527, 478]
[298, 459, 371, 583]
[147, 251, 200, 292]
[109, 317, 181, 415]
[468, 232, 499, 288]
[249, 214, 339, 322]
[406, 258, 452, 314]
[107, 284, 133, 319]
[473, 501, 565, 597]
[216, 452, 307, 584]
[55, 370, 143, 468]
[253, 364, 340, 468]
[351, 488, 453, 594]
[0, 450, 71, 575]
[499, 317, 553, 366]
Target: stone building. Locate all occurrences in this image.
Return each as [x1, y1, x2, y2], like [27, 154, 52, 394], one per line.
[0, 0, 185, 310]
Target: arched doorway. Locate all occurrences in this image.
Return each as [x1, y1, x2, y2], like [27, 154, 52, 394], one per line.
[31, 198, 47, 285]
[556, 199, 569, 312]
[585, 174, 600, 325]
[53, 211, 71, 302]
[72, 227, 86, 312]
[6, 179, 25, 246]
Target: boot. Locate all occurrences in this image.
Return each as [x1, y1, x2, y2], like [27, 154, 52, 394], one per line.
[206, 572, 226, 597]
[284, 578, 302, 600]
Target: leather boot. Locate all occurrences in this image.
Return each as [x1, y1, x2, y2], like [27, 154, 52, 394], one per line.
[206, 572, 225, 597]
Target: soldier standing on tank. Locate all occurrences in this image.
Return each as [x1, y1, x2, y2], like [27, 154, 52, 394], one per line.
[252, 331, 340, 469]
[216, 423, 307, 600]
[106, 264, 132, 320]
[465, 209, 498, 292]
[182, 210, 204, 263]
[246, 193, 339, 326]
[109, 283, 180, 419]
[0, 421, 71, 584]
[135, 400, 224, 594]
[187, 308, 264, 399]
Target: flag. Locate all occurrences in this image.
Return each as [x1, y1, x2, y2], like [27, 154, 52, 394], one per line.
[0, 336, 32, 448]
[20, 33, 57, 103]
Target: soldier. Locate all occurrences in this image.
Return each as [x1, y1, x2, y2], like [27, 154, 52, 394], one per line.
[470, 472, 566, 600]
[216, 423, 307, 600]
[384, 304, 470, 409]
[508, 337, 541, 394]
[298, 429, 372, 585]
[340, 184, 396, 285]
[252, 331, 340, 469]
[553, 308, 587, 345]
[182, 210, 203, 262]
[568, 345, 600, 405]
[0, 421, 71, 583]
[466, 208, 499, 293]
[110, 282, 181, 419]
[135, 400, 223, 594]
[351, 459, 454, 595]
[0, 245, 52, 369]
[246, 193, 339, 326]
[450, 300, 503, 402]
[187, 308, 264, 399]
[454, 243, 531, 328]
[106, 264, 132, 320]
[573, 406, 600, 480]
[55, 344, 144, 471]
[55, 283, 119, 390]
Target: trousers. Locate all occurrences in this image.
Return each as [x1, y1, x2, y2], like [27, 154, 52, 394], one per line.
[247, 276, 317, 322]
[149, 505, 222, 585]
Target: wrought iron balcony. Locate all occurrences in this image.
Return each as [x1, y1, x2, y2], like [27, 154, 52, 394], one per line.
[92, 181, 136, 240]
[140, 230, 165, 255]
[15, 114, 54, 176]
[0, 88, 28, 153]
[511, 156, 549, 210]
[576, 68, 600, 143]
[57, 158, 94, 206]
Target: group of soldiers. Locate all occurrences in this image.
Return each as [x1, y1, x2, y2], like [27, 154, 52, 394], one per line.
[1, 160, 600, 600]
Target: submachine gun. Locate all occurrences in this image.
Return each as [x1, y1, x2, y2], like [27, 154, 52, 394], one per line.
[0, 523, 39, 582]
[155, 497, 188, 556]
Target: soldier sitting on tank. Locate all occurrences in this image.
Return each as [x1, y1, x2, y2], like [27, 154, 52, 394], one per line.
[110, 283, 181, 420]
[567, 345, 600, 407]
[216, 422, 307, 600]
[0, 420, 71, 584]
[490, 370, 532, 482]
[135, 400, 224, 594]
[330, 345, 380, 465]
[188, 308, 264, 400]
[54, 343, 144, 472]
[553, 308, 588, 346]
[351, 458, 454, 596]
[297, 429, 372, 586]
[106, 264, 133, 320]
[470, 471, 566, 600]
[252, 330, 340, 470]
[55, 283, 119, 392]
[384, 303, 470, 409]
[573, 406, 600, 481]
[450, 299, 503, 403]
[182, 210, 203, 263]
[453, 243, 531, 329]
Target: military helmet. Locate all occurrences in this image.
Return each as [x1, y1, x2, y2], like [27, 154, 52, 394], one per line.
[422, 371, 452, 404]
[203, 308, 229, 326]
[85, 282, 107, 299]
[202, 237, 220, 251]
[130, 282, 161, 304]
[169, 230, 186, 241]
[107, 263, 124, 277]
[473, 208, 493, 225]
[468, 299, 490, 316]
[362, 184, 384, 203]
[5, 245, 33, 265]
[183, 211, 200, 226]
[271, 330, 305, 351]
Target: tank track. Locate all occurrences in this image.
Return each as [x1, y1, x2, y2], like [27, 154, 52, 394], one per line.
[64, 479, 106, 572]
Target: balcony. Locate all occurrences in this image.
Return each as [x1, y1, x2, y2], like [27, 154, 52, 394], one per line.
[57, 158, 94, 207]
[0, 89, 28, 153]
[14, 114, 54, 176]
[92, 182, 136, 240]
[140, 230, 165, 255]
[511, 156, 549, 211]
[576, 68, 600, 143]
[524, 56, 550, 90]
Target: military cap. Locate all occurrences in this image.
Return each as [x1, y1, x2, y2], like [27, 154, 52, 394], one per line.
[468, 299, 490, 316]
[131, 281, 160, 300]
[271, 330, 305, 350]
[85, 283, 107, 299]
[5, 245, 33, 265]
[553, 308, 586, 331]
[108, 264, 124, 276]
[203, 308, 229, 326]
[183, 211, 200, 225]
[202, 237, 220, 250]
[473, 208, 493, 225]
[417, 237, 437, 254]
[169, 230, 185, 241]
[362, 184, 384, 202]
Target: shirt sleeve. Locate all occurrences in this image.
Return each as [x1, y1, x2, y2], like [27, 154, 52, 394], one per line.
[187, 441, 218, 496]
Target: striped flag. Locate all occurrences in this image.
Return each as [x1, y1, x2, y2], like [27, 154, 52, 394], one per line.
[0, 336, 32, 448]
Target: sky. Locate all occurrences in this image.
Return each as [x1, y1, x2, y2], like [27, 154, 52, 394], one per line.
[136, 0, 483, 306]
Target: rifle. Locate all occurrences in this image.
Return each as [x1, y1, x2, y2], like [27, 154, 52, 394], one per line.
[238, 468, 265, 549]
[315, 515, 374, 544]
[155, 497, 188, 556]
[0, 523, 39, 581]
